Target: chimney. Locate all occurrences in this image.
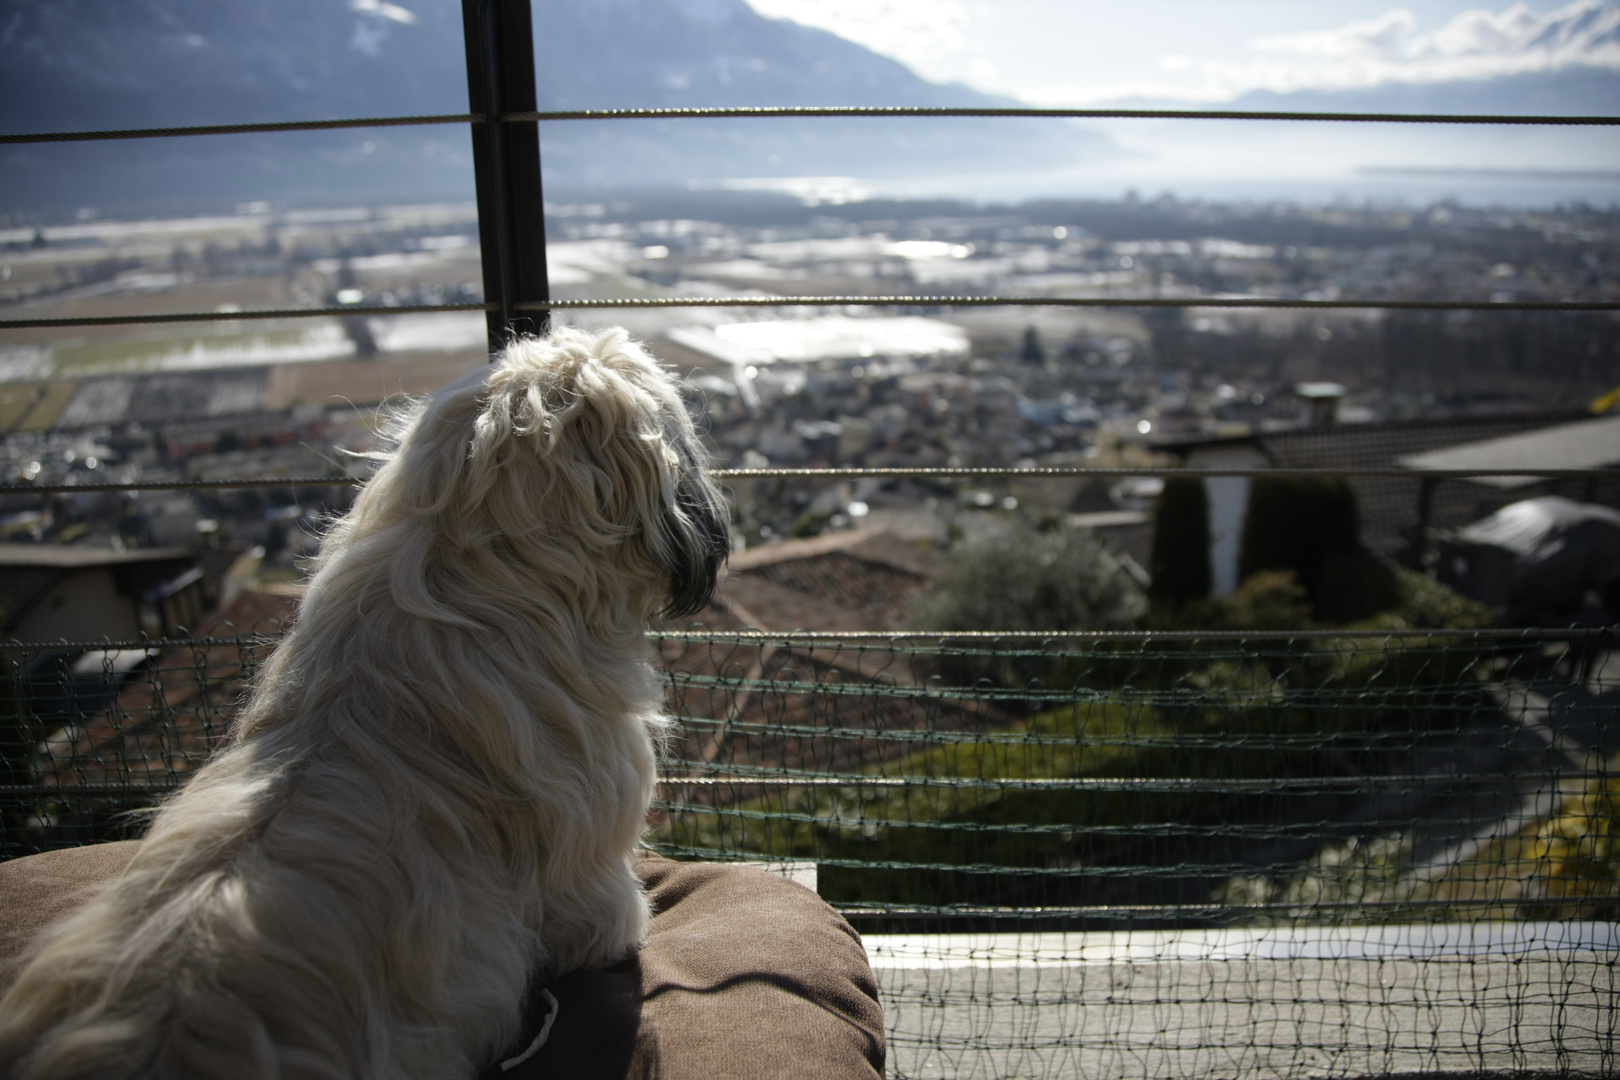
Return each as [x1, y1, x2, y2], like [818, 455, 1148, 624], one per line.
[1295, 382, 1345, 427]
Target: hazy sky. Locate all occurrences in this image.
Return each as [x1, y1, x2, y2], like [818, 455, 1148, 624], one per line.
[741, 1, 1613, 104]
[725, 2, 1619, 204]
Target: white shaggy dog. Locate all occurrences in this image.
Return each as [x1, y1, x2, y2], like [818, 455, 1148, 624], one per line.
[0, 328, 730, 1079]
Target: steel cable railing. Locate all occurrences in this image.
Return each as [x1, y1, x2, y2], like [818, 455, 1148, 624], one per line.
[0, 465, 1613, 496]
[4, 5, 1618, 1074]
[4, 104, 1619, 145]
[7, 294, 1617, 332]
[4, 106, 1616, 332]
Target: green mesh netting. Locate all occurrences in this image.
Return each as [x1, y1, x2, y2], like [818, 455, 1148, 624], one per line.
[2, 628, 1615, 1077]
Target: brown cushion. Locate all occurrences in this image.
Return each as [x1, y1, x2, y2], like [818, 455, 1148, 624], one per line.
[0, 846, 884, 1080]
[0, 840, 141, 994]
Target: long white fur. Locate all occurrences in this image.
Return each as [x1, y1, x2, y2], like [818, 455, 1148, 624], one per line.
[0, 328, 727, 1080]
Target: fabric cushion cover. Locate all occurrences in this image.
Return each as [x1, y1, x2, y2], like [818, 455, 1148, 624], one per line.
[0, 844, 884, 1079]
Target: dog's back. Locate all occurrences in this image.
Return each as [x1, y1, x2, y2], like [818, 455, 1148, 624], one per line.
[0, 742, 374, 1077]
[0, 329, 729, 1079]
[0, 680, 538, 1080]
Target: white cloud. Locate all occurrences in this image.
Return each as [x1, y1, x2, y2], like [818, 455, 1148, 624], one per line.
[1238, 0, 1620, 90]
[1018, 80, 1239, 108]
[745, 0, 971, 74]
[1409, 4, 1544, 57]
[1250, 8, 1420, 58]
[743, 0, 1620, 108]
[350, 0, 416, 25]
[1017, 1, 1620, 105]
[1250, 1, 1620, 66]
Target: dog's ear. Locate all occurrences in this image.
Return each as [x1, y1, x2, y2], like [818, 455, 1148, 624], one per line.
[480, 329, 730, 621]
[657, 435, 730, 621]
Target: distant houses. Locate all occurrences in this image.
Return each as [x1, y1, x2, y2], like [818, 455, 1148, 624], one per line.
[1157, 410, 1619, 596]
[0, 544, 208, 644]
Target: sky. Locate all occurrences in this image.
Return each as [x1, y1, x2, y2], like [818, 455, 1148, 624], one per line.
[734, 1, 1620, 205]
[740, 1, 1619, 105]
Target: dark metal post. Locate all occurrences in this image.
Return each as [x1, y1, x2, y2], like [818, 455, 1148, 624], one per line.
[1411, 476, 1436, 570]
[462, 0, 550, 355]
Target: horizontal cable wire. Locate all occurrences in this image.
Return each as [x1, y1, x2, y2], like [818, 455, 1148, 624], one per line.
[0, 635, 278, 651]
[709, 465, 1619, 480]
[3, 106, 1616, 145]
[3, 465, 1612, 496]
[0, 114, 480, 144]
[0, 302, 490, 332]
[527, 296, 1620, 312]
[825, 899, 1483, 917]
[672, 672, 1548, 704]
[653, 625, 1615, 640]
[670, 719, 1551, 750]
[3, 769, 1594, 799]
[0, 785, 183, 797]
[669, 851, 1477, 879]
[508, 106, 1620, 125]
[0, 624, 1607, 651]
[668, 677, 1388, 705]
[0, 477, 362, 494]
[656, 809, 1549, 840]
[7, 295, 1616, 331]
[655, 772, 1588, 790]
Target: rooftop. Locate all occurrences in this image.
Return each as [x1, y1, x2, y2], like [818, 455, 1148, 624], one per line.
[1400, 413, 1620, 489]
[667, 316, 969, 369]
[0, 545, 193, 569]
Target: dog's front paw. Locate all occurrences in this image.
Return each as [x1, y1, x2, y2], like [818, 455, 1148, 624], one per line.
[583, 887, 652, 969]
[542, 866, 651, 975]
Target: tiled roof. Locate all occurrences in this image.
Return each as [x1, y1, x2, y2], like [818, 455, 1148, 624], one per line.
[1253, 413, 1606, 557]
[1398, 414, 1620, 487]
[0, 567, 64, 636]
[38, 587, 299, 790]
[1255, 412, 1588, 471]
[655, 528, 1013, 791]
[42, 538, 989, 829]
[0, 544, 194, 568]
[0, 546, 201, 636]
[710, 528, 937, 633]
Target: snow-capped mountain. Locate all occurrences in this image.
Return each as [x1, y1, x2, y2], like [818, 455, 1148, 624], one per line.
[0, 0, 1114, 215]
[1040, 1, 1620, 206]
[1216, 2, 1620, 159]
[1229, 0, 1620, 98]
[1349, 0, 1620, 72]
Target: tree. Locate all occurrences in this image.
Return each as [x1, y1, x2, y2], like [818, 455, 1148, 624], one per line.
[1149, 476, 1212, 606]
[0, 655, 30, 858]
[1018, 326, 1045, 366]
[1529, 762, 1620, 920]
[910, 517, 1146, 634]
[1238, 476, 1398, 622]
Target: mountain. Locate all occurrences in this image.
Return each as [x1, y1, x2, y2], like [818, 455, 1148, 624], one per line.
[0, 0, 1115, 216]
[1060, 4, 1620, 206]
[1227, 67, 1620, 120]
[1220, 0, 1620, 117]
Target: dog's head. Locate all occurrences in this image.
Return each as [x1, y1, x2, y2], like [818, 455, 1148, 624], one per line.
[348, 328, 729, 626]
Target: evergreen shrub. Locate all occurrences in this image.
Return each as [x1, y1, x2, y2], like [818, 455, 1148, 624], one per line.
[1238, 476, 1398, 622]
[909, 516, 1147, 636]
[1149, 476, 1212, 607]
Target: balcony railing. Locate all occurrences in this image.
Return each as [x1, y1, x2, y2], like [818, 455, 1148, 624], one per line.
[3, 1, 1617, 1074]
[2, 621, 1615, 1075]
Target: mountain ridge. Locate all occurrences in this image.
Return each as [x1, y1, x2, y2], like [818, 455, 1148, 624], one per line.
[1, 0, 1612, 217]
[0, 0, 1112, 216]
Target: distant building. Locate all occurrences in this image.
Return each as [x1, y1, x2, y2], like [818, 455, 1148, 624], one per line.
[37, 586, 302, 798]
[0, 544, 207, 643]
[666, 316, 970, 409]
[1158, 412, 1605, 595]
[691, 527, 938, 633]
